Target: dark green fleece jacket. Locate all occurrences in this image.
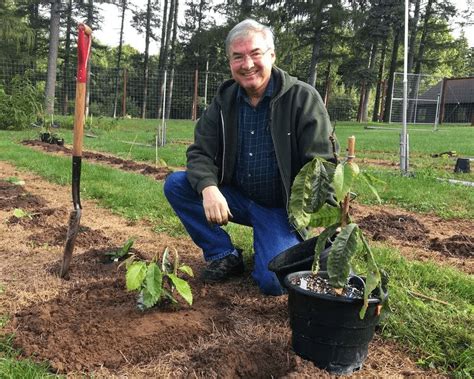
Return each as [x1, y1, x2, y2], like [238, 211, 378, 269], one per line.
[186, 66, 337, 209]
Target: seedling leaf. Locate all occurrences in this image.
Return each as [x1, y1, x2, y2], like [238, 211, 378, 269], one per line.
[167, 273, 193, 305]
[178, 265, 194, 277]
[361, 172, 384, 203]
[13, 208, 32, 219]
[309, 204, 340, 228]
[126, 261, 147, 291]
[327, 223, 359, 288]
[359, 231, 382, 319]
[312, 223, 340, 273]
[145, 262, 163, 299]
[333, 162, 359, 201]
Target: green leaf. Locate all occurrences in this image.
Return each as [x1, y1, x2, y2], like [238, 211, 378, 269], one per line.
[333, 162, 359, 201]
[359, 231, 382, 319]
[141, 287, 159, 309]
[145, 262, 163, 299]
[105, 238, 134, 260]
[167, 273, 193, 305]
[327, 223, 359, 288]
[308, 204, 341, 228]
[289, 157, 331, 230]
[126, 261, 147, 291]
[178, 265, 194, 277]
[361, 172, 384, 204]
[13, 208, 31, 219]
[312, 224, 340, 273]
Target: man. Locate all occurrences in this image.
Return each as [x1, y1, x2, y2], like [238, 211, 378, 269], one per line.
[164, 19, 336, 296]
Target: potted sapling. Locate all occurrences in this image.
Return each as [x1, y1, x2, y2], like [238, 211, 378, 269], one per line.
[281, 136, 387, 375]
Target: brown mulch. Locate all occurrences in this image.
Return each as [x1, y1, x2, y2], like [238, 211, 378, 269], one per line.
[0, 161, 446, 377]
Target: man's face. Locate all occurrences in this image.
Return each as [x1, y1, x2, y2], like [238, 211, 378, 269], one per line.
[228, 32, 276, 96]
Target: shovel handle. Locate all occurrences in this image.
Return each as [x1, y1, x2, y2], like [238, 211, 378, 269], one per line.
[73, 24, 92, 156]
[77, 23, 92, 83]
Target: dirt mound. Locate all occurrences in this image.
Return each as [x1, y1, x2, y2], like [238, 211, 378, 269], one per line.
[0, 179, 47, 210]
[22, 140, 172, 180]
[430, 235, 474, 258]
[358, 213, 429, 242]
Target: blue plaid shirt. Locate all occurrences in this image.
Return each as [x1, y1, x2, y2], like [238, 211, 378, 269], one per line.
[233, 74, 284, 208]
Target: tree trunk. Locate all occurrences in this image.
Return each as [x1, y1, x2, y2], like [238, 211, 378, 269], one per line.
[407, 0, 421, 73]
[142, 0, 152, 119]
[44, 0, 61, 117]
[307, 29, 322, 87]
[162, 0, 175, 70]
[323, 61, 331, 107]
[372, 40, 387, 122]
[62, 0, 73, 115]
[383, 28, 401, 122]
[414, 0, 434, 75]
[362, 43, 377, 122]
[113, 0, 126, 118]
[28, 2, 40, 74]
[158, 0, 169, 70]
[165, 0, 179, 120]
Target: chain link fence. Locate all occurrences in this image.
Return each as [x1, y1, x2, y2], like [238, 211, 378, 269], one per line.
[390, 73, 474, 125]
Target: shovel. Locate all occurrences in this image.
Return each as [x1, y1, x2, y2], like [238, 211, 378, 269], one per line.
[60, 23, 92, 278]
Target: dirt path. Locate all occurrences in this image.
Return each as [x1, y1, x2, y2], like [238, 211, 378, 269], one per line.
[0, 160, 443, 377]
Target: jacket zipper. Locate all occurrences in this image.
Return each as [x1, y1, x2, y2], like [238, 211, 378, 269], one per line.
[219, 110, 225, 184]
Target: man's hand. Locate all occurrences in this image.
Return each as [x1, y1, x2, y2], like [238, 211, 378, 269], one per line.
[202, 186, 233, 225]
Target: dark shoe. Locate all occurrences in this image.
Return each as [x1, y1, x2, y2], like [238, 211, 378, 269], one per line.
[201, 251, 244, 283]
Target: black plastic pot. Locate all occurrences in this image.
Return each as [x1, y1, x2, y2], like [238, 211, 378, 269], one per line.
[268, 236, 331, 287]
[454, 158, 470, 173]
[39, 132, 51, 143]
[284, 271, 383, 375]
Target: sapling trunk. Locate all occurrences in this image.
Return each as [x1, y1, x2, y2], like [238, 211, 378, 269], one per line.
[340, 136, 355, 227]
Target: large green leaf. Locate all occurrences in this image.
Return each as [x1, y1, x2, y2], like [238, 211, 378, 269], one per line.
[145, 262, 163, 299]
[312, 223, 340, 273]
[126, 261, 147, 291]
[289, 160, 313, 229]
[309, 204, 340, 228]
[307, 159, 332, 213]
[289, 157, 331, 230]
[359, 231, 382, 319]
[167, 273, 193, 305]
[161, 247, 173, 273]
[333, 162, 359, 201]
[327, 223, 359, 288]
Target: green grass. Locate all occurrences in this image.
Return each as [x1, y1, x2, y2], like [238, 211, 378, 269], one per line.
[1, 119, 474, 376]
[376, 245, 474, 377]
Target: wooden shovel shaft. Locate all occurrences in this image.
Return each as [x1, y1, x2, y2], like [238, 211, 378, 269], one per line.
[72, 82, 86, 156]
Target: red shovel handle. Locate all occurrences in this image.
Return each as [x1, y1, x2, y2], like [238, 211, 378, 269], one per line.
[77, 23, 92, 83]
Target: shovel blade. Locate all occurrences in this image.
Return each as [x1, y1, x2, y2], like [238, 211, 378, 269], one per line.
[60, 208, 82, 278]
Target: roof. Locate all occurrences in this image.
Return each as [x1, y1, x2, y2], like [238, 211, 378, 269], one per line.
[420, 77, 474, 104]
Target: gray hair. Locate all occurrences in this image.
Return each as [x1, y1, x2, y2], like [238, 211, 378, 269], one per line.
[225, 19, 275, 56]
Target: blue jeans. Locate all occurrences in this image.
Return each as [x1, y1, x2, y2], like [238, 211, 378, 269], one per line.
[163, 171, 301, 295]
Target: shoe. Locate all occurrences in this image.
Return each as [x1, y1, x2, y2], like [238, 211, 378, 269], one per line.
[201, 251, 244, 283]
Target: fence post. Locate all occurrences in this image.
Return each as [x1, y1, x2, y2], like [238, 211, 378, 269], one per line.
[439, 77, 447, 124]
[192, 69, 198, 121]
[122, 68, 127, 118]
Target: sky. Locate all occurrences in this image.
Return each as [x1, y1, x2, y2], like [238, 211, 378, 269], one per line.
[94, 0, 474, 55]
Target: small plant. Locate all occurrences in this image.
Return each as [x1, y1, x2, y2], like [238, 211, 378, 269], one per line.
[12, 208, 36, 220]
[289, 136, 385, 318]
[105, 238, 134, 262]
[125, 247, 193, 310]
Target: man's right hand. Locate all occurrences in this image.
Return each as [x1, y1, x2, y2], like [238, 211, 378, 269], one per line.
[202, 186, 233, 226]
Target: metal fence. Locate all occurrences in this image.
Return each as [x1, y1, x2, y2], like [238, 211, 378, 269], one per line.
[390, 73, 474, 125]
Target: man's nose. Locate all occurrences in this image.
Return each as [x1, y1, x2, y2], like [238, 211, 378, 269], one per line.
[241, 55, 254, 69]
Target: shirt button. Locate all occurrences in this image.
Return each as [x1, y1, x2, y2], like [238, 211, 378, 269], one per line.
[249, 153, 253, 157]
[250, 130, 255, 135]
[248, 174, 251, 177]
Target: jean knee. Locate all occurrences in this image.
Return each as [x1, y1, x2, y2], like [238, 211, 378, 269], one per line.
[163, 171, 187, 200]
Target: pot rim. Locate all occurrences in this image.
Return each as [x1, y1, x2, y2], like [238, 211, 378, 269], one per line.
[284, 270, 383, 304]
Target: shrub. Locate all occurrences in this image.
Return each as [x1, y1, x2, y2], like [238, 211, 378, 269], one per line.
[0, 76, 43, 130]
